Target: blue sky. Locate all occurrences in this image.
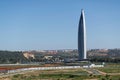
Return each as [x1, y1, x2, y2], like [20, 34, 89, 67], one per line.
[0, 0, 120, 51]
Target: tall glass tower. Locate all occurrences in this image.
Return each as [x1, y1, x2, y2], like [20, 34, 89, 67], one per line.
[78, 9, 87, 60]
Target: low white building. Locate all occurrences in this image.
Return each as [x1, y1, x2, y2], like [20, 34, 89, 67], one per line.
[89, 64, 104, 68]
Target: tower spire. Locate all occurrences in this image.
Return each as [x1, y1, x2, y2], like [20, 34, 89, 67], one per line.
[78, 9, 87, 60]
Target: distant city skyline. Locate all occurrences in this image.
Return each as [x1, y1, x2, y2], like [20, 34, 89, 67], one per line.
[0, 0, 120, 51]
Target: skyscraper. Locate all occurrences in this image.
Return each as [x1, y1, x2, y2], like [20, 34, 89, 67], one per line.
[78, 9, 87, 60]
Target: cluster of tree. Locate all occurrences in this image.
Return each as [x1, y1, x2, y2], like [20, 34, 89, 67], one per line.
[89, 56, 120, 63]
[0, 51, 28, 64]
[24, 49, 120, 63]
[0, 49, 120, 64]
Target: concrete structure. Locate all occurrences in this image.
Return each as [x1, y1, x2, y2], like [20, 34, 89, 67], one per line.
[78, 9, 87, 60]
